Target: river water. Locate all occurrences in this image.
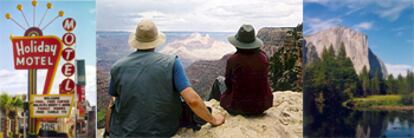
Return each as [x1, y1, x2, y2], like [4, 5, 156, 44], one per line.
[304, 106, 414, 137]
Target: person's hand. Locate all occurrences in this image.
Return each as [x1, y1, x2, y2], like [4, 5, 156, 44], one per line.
[210, 114, 225, 126]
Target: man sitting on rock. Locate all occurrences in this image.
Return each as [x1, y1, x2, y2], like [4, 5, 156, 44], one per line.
[107, 19, 225, 137]
[212, 24, 273, 115]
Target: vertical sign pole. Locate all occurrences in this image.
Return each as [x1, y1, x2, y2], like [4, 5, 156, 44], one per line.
[23, 107, 26, 138]
[28, 69, 37, 136]
[75, 94, 78, 138]
[29, 1, 39, 135]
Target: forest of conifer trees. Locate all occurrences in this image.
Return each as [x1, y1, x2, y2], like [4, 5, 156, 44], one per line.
[304, 43, 414, 110]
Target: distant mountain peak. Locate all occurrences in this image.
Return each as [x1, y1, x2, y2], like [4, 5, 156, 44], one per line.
[189, 33, 210, 40]
[159, 33, 235, 67]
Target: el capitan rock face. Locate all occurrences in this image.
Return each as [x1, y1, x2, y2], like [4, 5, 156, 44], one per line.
[304, 26, 387, 77]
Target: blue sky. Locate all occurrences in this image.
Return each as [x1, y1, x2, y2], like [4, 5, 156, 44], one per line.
[304, 0, 414, 76]
[0, 0, 96, 105]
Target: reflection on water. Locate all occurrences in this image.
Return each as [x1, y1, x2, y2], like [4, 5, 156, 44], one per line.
[385, 117, 414, 137]
[304, 105, 414, 137]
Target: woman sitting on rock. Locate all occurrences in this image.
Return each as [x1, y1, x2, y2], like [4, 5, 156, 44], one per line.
[216, 24, 274, 115]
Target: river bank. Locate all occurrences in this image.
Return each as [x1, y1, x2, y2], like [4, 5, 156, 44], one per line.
[343, 95, 414, 111]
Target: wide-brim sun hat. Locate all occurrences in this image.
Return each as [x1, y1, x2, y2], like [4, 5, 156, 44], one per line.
[228, 24, 263, 50]
[129, 19, 166, 50]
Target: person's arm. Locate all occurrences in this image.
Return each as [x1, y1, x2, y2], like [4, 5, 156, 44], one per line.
[106, 72, 117, 134]
[180, 87, 225, 126]
[105, 96, 115, 134]
[173, 57, 224, 126]
[108, 71, 118, 97]
[224, 60, 232, 89]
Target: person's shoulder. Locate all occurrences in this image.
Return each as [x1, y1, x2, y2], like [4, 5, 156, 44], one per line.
[110, 54, 132, 72]
[112, 51, 144, 67]
[152, 52, 177, 64]
[258, 50, 268, 58]
[154, 52, 176, 59]
[228, 53, 239, 61]
[257, 50, 270, 62]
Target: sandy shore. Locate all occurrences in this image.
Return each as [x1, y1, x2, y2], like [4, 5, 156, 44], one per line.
[98, 91, 303, 138]
[174, 91, 303, 138]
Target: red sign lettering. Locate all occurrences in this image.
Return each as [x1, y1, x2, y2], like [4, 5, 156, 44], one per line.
[60, 79, 75, 93]
[11, 36, 63, 94]
[62, 18, 76, 32]
[62, 33, 76, 46]
[62, 47, 75, 61]
[61, 63, 75, 77]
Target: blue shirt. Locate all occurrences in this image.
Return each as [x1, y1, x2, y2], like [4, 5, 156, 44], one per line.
[109, 57, 191, 96]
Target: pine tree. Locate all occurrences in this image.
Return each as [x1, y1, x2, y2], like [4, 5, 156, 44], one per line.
[269, 23, 303, 91]
[397, 74, 409, 94]
[371, 70, 381, 95]
[406, 70, 414, 93]
[269, 49, 284, 89]
[360, 66, 370, 96]
[304, 44, 359, 111]
[338, 42, 347, 59]
[386, 74, 396, 94]
[400, 70, 414, 105]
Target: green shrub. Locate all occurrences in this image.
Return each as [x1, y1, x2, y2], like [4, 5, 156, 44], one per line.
[401, 93, 414, 105]
[97, 110, 107, 128]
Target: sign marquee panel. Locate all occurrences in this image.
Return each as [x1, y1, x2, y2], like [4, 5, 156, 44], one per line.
[30, 94, 74, 118]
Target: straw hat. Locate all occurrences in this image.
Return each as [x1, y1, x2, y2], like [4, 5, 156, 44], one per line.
[128, 19, 166, 50]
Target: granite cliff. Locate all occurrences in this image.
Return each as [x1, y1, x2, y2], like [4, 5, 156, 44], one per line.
[304, 27, 387, 77]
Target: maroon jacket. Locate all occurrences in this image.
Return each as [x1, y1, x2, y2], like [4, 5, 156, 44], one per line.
[220, 50, 273, 115]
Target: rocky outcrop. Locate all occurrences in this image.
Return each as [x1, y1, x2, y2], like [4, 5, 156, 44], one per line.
[174, 91, 303, 138]
[257, 27, 295, 58]
[304, 26, 387, 77]
[368, 49, 388, 77]
[98, 91, 303, 138]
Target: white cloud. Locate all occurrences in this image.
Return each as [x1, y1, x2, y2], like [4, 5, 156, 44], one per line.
[391, 26, 411, 37]
[375, 0, 412, 21]
[85, 65, 97, 106]
[354, 22, 373, 30]
[304, 0, 412, 21]
[385, 63, 414, 77]
[97, 0, 303, 32]
[304, 17, 342, 34]
[0, 69, 27, 95]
